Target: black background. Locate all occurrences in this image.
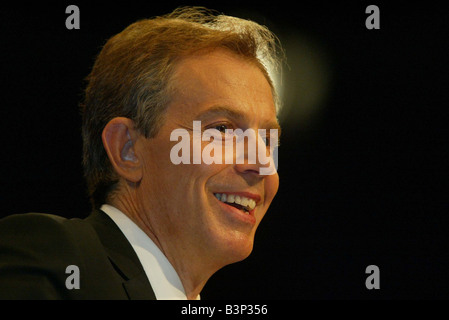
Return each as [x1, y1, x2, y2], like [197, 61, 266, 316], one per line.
[0, 1, 448, 299]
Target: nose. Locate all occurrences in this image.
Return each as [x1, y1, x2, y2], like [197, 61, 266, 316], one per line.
[233, 129, 278, 176]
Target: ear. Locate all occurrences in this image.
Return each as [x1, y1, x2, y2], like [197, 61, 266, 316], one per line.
[102, 117, 142, 183]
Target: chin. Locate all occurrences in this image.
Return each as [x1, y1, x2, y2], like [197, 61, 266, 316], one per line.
[217, 231, 256, 266]
[202, 202, 260, 267]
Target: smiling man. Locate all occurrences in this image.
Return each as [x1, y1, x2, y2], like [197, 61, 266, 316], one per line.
[0, 7, 282, 299]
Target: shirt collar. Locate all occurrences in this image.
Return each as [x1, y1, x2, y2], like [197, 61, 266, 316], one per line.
[100, 204, 200, 300]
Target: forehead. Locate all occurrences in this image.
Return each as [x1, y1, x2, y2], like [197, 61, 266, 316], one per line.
[167, 48, 277, 124]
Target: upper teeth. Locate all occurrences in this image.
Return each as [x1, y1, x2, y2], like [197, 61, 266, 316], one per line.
[214, 193, 256, 211]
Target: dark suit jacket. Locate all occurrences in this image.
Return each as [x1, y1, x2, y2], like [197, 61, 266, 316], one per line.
[0, 210, 156, 299]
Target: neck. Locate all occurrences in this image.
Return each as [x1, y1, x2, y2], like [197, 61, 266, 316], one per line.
[108, 196, 220, 300]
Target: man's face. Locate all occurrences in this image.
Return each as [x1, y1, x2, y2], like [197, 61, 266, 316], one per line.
[134, 49, 279, 269]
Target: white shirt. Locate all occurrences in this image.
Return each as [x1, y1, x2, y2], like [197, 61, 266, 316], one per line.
[100, 204, 200, 300]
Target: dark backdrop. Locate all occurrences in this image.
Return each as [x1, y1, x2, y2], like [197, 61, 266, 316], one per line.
[1, 1, 447, 299]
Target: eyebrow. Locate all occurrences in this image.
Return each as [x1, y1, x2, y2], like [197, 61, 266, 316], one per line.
[194, 105, 282, 137]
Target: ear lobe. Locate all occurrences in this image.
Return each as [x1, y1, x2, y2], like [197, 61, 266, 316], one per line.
[102, 117, 142, 183]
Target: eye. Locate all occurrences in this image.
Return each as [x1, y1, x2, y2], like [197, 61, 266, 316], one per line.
[204, 122, 235, 140]
[214, 124, 230, 133]
[208, 122, 235, 134]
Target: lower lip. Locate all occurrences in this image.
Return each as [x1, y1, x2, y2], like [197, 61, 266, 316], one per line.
[215, 197, 257, 225]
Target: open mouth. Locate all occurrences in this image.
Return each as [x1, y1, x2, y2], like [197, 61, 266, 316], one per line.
[214, 193, 256, 215]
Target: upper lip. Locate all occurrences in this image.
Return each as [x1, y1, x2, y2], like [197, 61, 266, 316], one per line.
[213, 191, 262, 205]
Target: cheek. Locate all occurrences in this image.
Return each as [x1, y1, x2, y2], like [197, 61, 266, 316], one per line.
[149, 162, 223, 216]
[265, 173, 280, 205]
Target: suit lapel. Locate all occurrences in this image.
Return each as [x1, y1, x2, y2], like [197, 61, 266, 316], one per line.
[85, 209, 156, 300]
[123, 273, 157, 300]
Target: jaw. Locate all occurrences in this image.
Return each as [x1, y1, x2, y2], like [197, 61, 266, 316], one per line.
[202, 191, 260, 261]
